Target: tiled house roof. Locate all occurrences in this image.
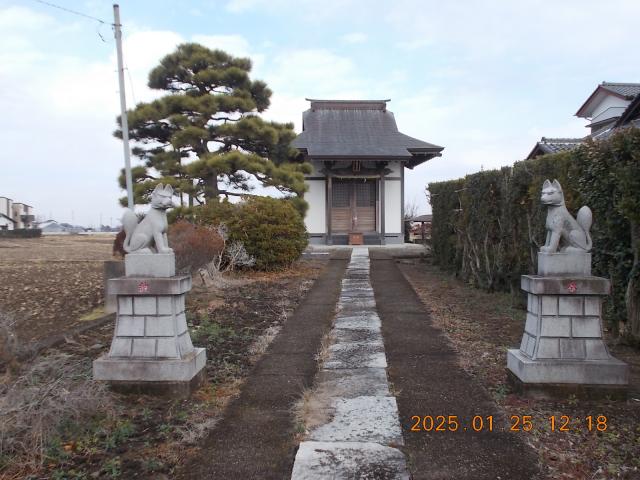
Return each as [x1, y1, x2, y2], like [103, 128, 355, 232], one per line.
[600, 82, 640, 98]
[526, 137, 584, 160]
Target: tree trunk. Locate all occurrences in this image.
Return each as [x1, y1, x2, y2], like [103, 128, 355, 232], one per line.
[203, 172, 219, 201]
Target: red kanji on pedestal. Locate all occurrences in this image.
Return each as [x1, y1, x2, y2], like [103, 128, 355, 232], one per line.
[567, 281, 577, 293]
[137, 281, 149, 293]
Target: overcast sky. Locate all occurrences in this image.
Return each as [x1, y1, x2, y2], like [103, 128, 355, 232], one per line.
[2, 0, 639, 226]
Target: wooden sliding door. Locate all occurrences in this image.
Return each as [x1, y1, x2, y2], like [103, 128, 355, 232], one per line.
[331, 179, 376, 233]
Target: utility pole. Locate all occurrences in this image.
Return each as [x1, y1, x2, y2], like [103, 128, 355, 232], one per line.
[113, 4, 134, 209]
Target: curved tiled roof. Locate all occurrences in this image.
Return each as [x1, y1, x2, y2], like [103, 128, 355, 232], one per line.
[292, 100, 443, 166]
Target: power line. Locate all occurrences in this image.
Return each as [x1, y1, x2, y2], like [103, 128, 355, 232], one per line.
[30, 0, 109, 25]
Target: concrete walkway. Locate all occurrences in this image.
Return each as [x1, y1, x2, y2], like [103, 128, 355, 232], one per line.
[291, 248, 409, 479]
[370, 251, 539, 479]
[179, 253, 349, 480]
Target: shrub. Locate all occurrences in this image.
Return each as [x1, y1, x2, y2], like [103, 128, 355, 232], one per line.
[112, 229, 126, 258]
[228, 196, 307, 270]
[187, 196, 308, 270]
[167, 220, 224, 274]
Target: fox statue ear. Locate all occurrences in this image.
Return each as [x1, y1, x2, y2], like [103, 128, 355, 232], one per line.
[163, 184, 173, 195]
[543, 179, 551, 189]
[552, 179, 562, 191]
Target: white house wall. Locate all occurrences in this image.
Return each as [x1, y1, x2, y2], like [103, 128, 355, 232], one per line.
[305, 180, 326, 235]
[590, 95, 630, 123]
[387, 161, 402, 176]
[0, 198, 12, 218]
[384, 180, 402, 235]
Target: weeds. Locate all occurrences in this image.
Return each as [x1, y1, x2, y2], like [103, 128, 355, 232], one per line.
[0, 352, 115, 470]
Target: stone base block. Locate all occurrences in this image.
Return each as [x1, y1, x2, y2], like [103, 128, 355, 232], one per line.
[103, 260, 125, 313]
[93, 347, 206, 385]
[107, 368, 206, 399]
[521, 275, 610, 295]
[125, 252, 175, 277]
[538, 251, 591, 276]
[507, 349, 628, 396]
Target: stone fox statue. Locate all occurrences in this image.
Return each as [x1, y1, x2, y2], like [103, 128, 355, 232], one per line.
[122, 184, 174, 254]
[540, 179, 592, 253]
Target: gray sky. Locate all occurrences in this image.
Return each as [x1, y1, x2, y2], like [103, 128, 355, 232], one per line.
[2, 0, 639, 226]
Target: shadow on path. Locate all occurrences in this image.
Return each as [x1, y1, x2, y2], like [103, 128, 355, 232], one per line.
[370, 251, 539, 480]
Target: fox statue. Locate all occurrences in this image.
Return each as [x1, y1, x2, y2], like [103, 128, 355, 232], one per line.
[540, 179, 592, 253]
[122, 184, 174, 254]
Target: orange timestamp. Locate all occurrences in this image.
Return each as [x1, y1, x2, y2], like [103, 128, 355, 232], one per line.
[409, 415, 608, 433]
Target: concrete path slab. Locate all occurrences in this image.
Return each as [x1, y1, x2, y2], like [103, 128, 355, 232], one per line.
[335, 313, 382, 330]
[308, 396, 404, 444]
[316, 368, 390, 398]
[325, 341, 387, 369]
[292, 248, 409, 479]
[291, 441, 410, 480]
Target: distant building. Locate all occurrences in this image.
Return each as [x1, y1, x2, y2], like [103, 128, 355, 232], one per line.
[526, 82, 640, 159]
[37, 220, 86, 234]
[0, 197, 35, 230]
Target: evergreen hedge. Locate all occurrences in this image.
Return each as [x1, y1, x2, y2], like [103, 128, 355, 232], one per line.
[428, 128, 640, 339]
[0, 229, 41, 238]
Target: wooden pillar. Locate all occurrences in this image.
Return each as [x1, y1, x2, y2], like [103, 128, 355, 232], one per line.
[326, 173, 333, 245]
[380, 172, 386, 245]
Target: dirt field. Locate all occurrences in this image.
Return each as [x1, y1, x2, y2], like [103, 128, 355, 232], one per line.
[0, 235, 115, 344]
[0, 250, 326, 479]
[400, 258, 640, 479]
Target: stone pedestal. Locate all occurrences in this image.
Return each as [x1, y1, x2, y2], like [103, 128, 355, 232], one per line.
[93, 255, 206, 397]
[537, 251, 591, 276]
[507, 275, 628, 398]
[103, 260, 125, 314]
[125, 252, 175, 277]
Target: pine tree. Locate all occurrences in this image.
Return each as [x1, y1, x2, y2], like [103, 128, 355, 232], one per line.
[115, 43, 309, 207]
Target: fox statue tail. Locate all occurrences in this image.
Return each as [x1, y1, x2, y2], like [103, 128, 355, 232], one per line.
[121, 209, 139, 253]
[577, 206, 593, 251]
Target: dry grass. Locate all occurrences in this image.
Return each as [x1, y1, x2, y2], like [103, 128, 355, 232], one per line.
[0, 352, 114, 472]
[0, 311, 21, 376]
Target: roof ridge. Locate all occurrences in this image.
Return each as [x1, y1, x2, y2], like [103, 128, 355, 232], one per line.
[601, 81, 640, 86]
[540, 137, 584, 142]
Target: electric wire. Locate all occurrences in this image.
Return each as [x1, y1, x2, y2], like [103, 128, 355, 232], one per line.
[29, 0, 109, 24]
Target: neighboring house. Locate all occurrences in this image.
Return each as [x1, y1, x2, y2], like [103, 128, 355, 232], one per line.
[292, 99, 443, 245]
[526, 82, 640, 159]
[0, 197, 35, 229]
[576, 82, 640, 137]
[526, 137, 584, 160]
[0, 197, 16, 230]
[409, 214, 432, 243]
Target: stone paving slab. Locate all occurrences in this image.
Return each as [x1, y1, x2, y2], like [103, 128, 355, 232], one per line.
[338, 298, 377, 311]
[291, 248, 408, 479]
[335, 313, 382, 330]
[291, 441, 410, 480]
[308, 396, 404, 444]
[334, 327, 384, 344]
[324, 341, 387, 369]
[316, 368, 390, 398]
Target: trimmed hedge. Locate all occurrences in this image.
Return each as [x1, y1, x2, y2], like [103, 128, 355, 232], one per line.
[173, 196, 308, 270]
[429, 128, 640, 338]
[0, 228, 41, 238]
